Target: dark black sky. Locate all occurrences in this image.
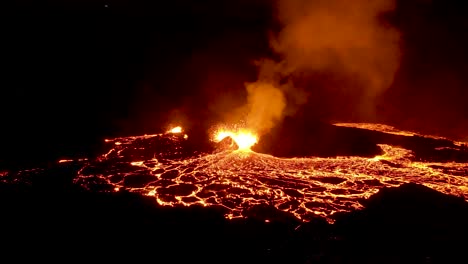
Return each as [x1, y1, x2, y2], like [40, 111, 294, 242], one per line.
[2, 0, 468, 169]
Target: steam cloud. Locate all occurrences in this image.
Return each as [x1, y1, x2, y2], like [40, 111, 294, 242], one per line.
[245, 81, 286, 134]
[243, 0, 400, 135]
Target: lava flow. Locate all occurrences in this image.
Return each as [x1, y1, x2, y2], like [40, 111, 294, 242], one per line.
[65, 123, 468, 223]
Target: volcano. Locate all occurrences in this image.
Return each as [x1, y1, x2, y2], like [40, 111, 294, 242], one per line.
[66, 122, 468, 223]
[1, 122, 467, 262]
[4, 0, 468, 262]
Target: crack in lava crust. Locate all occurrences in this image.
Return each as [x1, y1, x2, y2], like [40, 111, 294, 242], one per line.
[73, 125, 468, 223]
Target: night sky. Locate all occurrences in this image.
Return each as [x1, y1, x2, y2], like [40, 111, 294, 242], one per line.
[2, 0, 468, 169]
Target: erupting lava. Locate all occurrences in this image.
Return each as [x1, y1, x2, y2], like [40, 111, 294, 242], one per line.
[3, 123, 467, 223]
[168, 126, 182, 134]
[214, 128, 258, 151]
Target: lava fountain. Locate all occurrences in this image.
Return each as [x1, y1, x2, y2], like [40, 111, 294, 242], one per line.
[168, 126, 183, 134]
[213, 127, 258, 152]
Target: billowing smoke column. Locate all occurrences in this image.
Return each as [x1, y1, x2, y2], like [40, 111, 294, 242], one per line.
[245, 81, 286, 135]
[243, 0, 400, 135]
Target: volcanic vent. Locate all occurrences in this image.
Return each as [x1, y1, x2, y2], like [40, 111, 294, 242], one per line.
[71, 123, 468, 223]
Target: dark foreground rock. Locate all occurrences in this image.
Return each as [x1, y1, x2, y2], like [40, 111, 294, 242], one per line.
[1, 168, 467, 263]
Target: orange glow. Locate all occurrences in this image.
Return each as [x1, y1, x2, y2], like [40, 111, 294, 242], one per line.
[214, 128, 258, 151]
[73, 122, 468, 223]
[169, 126, 183, 134]
[130, 161, 144, 167]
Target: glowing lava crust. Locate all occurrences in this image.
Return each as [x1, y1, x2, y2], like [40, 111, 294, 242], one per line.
[61, 123, 468, 223]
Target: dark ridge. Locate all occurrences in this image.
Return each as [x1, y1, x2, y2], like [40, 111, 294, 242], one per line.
[253, 115, 468, 162]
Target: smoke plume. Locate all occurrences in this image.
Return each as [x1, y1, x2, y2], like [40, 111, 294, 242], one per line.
[243, 0, 400, 134]
[245, 81, 286, 135]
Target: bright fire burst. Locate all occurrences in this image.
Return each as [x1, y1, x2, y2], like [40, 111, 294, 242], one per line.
[168, 126, 182, 134]
[214, 128, 258, 151]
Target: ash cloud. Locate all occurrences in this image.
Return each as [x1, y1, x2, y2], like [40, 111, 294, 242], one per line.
[242, 0, 401, 135]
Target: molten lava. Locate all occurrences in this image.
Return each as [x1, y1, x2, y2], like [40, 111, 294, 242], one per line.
[4, 123, 467, 223]
[214, 128, 258, 151]
[168, 126, 182, 134]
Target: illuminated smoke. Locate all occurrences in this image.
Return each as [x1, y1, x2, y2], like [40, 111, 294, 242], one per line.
[245, 81, 286, 135]
[242, 0, 400, 134]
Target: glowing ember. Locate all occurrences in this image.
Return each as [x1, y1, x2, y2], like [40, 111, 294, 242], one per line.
[168, 126, 183, 134]
[214, 128, 258, 151]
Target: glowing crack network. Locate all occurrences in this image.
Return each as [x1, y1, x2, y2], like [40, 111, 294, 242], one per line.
[68, 123, 468, 223]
